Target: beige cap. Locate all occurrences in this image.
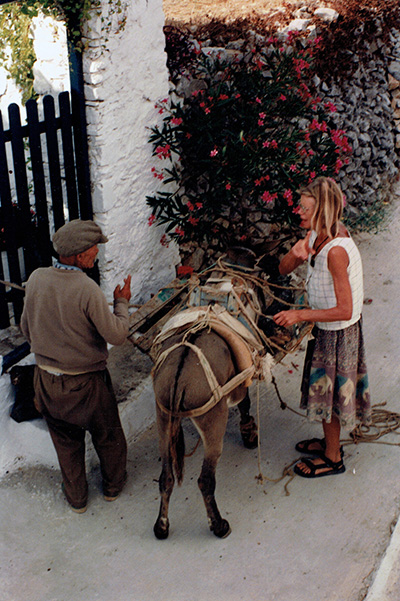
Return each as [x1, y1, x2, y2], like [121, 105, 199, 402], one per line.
[52, 219, 108, 257]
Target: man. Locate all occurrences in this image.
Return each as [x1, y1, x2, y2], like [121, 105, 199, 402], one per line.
[20, 219, 131, 513]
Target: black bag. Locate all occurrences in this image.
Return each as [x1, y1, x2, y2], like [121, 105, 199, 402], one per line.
[9, 365, 42, 423]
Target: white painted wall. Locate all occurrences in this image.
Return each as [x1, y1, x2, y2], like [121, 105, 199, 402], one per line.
[82, 0, 180, 303]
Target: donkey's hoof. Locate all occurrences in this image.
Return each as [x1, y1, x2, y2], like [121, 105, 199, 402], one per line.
[154, 519, 170, 540]
[211, 519, 231, 538]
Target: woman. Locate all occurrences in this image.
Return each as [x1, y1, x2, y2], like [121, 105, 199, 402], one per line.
[274, 177, 371, 478]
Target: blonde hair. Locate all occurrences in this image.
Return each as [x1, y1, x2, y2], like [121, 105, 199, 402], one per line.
[299, 177, 344, 238]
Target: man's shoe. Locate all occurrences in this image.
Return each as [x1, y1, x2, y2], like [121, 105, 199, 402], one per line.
[103, 492, 120, 502]
[61, 482, 87, 513]
[103, 472, 127, 502]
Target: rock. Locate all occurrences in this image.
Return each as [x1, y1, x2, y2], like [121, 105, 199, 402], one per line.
[314, 8, 339, 22]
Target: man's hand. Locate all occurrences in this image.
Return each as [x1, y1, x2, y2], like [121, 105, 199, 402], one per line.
[114, 275, 131, 301]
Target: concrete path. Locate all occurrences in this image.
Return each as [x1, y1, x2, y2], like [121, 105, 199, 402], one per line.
[1, 186, 400, 601]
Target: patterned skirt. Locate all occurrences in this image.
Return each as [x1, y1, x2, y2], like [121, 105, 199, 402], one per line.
[300, 319, 372, 432]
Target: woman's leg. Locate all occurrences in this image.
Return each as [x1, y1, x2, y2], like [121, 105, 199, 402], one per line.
[296, 416, 343, 476]
[322, 415, 342, 463]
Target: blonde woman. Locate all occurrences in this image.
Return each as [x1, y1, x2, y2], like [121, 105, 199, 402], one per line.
[274, 177, 371, 478]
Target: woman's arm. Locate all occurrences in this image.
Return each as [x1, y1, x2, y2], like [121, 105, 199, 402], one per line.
[274, 246, 352, 327]
[279, 231, 313, 275]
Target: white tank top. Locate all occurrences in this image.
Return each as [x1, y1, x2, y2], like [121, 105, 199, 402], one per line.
[306, 231, 364, 330]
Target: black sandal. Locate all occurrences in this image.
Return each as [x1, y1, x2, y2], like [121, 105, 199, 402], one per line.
[294, 453, 346, 479]
[295, 438, 344, 458]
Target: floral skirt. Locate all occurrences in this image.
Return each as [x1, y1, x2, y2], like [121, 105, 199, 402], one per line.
[300, 319, 372, 432]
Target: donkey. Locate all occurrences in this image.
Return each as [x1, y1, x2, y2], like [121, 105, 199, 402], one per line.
[151, 248, 269, 539]
[152, 328, 255, 539]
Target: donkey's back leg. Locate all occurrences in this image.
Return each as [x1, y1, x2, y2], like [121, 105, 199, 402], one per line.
[153, 407, 183, 540]
[194, 401, 231, 538]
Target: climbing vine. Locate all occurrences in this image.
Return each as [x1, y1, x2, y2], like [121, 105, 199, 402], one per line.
[0, 0, 129, 104]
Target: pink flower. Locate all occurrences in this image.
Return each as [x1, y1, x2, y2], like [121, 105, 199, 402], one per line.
[205, 108, 211, 114]
[148, 214, 156, 226]
[195, 202, 203, 209]
[270, 140, 278, 149]
[218, 94, 229, 100]
[335, 158, 344, 173]
[171, 117, 183, 126]
[289, 164, 297, 172]
[324, 101, 337, 113]
[187, 201, 194, 211]
[261, 191, 277, 204]
[283, 189, 293, 205]
[174, 227, 185, 237]
[259, 112, 266, 119]
[210, 148, 218, 157]
[225, 183, 231, 190]
[256, 97, 262, 104]
[188, 216, 199, 226]
[321, 164, 327, 172]
[155, 144, 171, 159]
[160, 234, 169, 247]
[279, 94, 287, 101]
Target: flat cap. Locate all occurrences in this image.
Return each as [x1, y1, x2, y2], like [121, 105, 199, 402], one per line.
[52, 219, 108, 257]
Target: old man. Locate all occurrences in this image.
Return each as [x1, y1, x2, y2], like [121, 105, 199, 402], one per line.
[20, 219, 131, 513]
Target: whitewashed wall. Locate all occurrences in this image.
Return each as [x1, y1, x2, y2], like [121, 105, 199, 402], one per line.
[82, 0, 179, 303]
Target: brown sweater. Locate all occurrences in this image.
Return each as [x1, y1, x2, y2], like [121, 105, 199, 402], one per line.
[20, 267, 129, 373]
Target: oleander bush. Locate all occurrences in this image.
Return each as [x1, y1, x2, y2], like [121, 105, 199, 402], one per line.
[147, 32, 352, 250]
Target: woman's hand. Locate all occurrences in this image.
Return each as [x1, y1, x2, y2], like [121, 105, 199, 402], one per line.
[291, 231, 314, 262]
[279, 231, 314, 275]
[273, 309, 303, 327]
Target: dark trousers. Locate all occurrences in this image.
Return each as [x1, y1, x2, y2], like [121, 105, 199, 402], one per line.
[34, 367, 127, 508]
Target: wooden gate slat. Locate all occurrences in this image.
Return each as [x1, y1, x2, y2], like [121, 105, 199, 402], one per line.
[71, 89, 93, 220]
[0, 111, 23, 325]
[43, 95, 64, 231]
[26, 99, 52, 267]
[8, 103, 39, 276]
[59, 92, 79, 220]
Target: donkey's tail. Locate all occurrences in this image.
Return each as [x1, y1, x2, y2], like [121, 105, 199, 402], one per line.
[170, 414, 185, 485]
[168, 387, 186, 485]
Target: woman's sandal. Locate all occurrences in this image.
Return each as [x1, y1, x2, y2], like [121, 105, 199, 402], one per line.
[294, 453, 346, 479]
[295, 437, 344, 458]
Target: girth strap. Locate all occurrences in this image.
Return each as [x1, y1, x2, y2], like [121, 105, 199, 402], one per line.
[153, 340, 255, 418]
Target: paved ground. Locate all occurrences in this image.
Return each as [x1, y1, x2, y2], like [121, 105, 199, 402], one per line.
[1, 186, 400, 601]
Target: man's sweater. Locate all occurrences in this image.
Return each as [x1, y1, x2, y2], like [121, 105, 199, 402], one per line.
[20, 267, 129, 373]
